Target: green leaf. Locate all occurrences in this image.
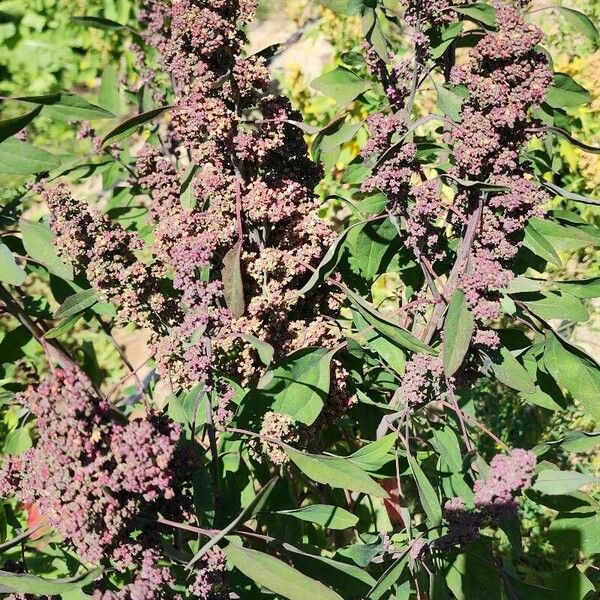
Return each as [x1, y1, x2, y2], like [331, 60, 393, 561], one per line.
[180, 164, 199, 211]
[311, 67, 369, 106]
[44, 314, 83, 339]
[286, 447, 388, 498]
[454, 3, 497, 27]
[99, 65, 122, 117]
[224, 544, 343, 600]
[18, 92, 115, 121]
[487, 346, 536, 394]
[71, 15, 127, 30]
[263, 347, 334, 426]
[532, 470, 598, 495]
[536, 430, 600, 455]
[317, 0, 364, 15]
[20, 219, 73, 280]
[522, 291, 589, 323]
[321, 121, 363, 153]
[277, 504, 359, 530]
[431, 426, 463, 473]
[554, 7, 599, 42]
[55, 289, 98, 319]
[542, 180, 600, 207]
[435, 83, 467, 122]
[0, 244, 26, 286]
[408, 455, 442, 525]
[349, 434, 396, 471]
[221, 245, 246, 318]
[3, 429, 32, 456]
[443, 290, 475, 377]
[346, 289, 436, 355]
[101, 105, 173, 147]
[0, 569, 102, 596]
[523, 221, 562, 266]
[546, 73, 591, 109]
[429, 21, 464, 60]
[238, 334, 275, 367]
[297, 220, 368, 295]
[347, 218, 398, 280]
[529, 216, 600, 252]
[548, 512, 600, 556]
[0, 106, 42, 144]
[0, 139, 61, 175]
[544, 333, 600, 420]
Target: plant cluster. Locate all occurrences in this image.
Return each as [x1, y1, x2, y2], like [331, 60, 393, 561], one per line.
[0, 0, 599, 598]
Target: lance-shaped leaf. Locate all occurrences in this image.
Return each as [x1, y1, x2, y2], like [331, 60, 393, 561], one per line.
[0, 568, 102, 595]
[522, 291, 589, 323]
[546, 73, 591, 109]
[224, 544, 344, 600]
[532, 470, 599, 496]
[0, 106, 42, 144]
[553, 7, 599, 42]
[349, 433, 396, 471]
[408, 455, 442, 525]
[221, 244, 246, 318]
[486, 346, 536, 394]
[262, 347, 334, 426]
[523, 220, 562, 265]
[346, 288, 436, 355]
[101, 105, 173, 147]
[544, 332, 600, 421]
[286, 447, 388, 498]
[542, 180, 600, 207]
[0, 244, 26, 286]
[276, 504, 359, 530]
[0, 139, 61, 175]
[296, 220, 371, 295]
[311, 67, 369, 106]
[455, 3, 497, 27]
[545, 126, 600, 155]
[443, 290, 475, 377]
[20, 219, 73, 280]
[55, 289, 98, 319]
[15, 92, 115, 121]
[71, 15, 129, 30]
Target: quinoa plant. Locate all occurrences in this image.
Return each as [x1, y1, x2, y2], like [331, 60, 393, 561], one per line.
[0, 0, 599, 598]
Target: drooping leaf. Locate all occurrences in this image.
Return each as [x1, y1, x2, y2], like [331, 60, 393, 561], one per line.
[349, 434, 396, 471]
[221, 245, 246, 318]
[546, 73, 591, 109]
[262, 347, 334, 426]
[554, 7, 599, 42]
[101, 105, 173, 147]
[286, 447, 388, 498]
[0, 106, 42, 144]
[20, 219, 73, 280]
[346, 289, 436, 355]
[238, 334, 275, 367]
[3, 429, 32, 456]
[311, 67, 369, 106]
[522, 291, 589, 323]
[443, 290, 475, 377]
[0, 244, 27, 286]
[99, 65, 122, 116]
[277, 504, 359, 530]
[454, 3, 497, 27]
[55, 289, 98, 319]
[0, 139, 61, 175]
[224, 544, 343, 600]
[71, 15, 128, 30]
[486, 346, 536, 394]
[523, 221, 562, 266]
[17, 92, 115, 121]
[0, 569, 102, 596]
[544, 333, 600, 420]
[548, 512, 600, 556]
[408, 455, 442, 525]
[532, 470, 599, 495]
